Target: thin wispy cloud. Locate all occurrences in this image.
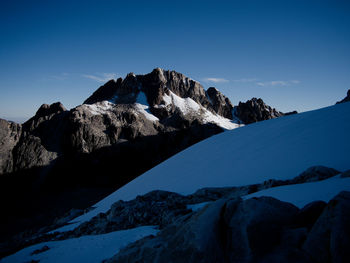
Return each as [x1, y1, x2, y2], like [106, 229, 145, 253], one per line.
[232, 78, 257, 83]
[257, 80, 300, 87]
[203, 78, 229, 83]
[82, 73, 117, 83]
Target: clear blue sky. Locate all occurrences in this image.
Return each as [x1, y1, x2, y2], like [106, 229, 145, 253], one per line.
[1, 0, 349, 122]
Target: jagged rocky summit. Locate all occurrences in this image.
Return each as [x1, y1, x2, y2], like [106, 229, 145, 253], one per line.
[0, 68, 289, 247]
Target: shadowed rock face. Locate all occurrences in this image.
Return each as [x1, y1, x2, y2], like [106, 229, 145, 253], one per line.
[336, 89, 350, 104]
[206, 87, 234, 119]
[0, 119, 21, 174]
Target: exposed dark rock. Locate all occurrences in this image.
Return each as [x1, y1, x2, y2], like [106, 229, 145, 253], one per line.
[303, 191, 350, 263]
[83, 78, 122, 104]
[206, 87, 233, 119]
[105, 191, 350, 263]
[105, 196, 307, 263]
[35, 102, 66, 119]
[0, 119, 22, 174]
[30, 245, 49, 255]
[292, 166, 340, 183]
[234, 98, 284, 124]
[12, 135, 58, 171]
[223, 197, 299, 262]
[105, 198, 227, 263]
[284, 110, 298, 116]
[294, 201, 327, 230]
[65, 103, 160, 154]
[72, 191, 191, 237]
[336, 89, 350, 104]
[340, 170, 350, 178]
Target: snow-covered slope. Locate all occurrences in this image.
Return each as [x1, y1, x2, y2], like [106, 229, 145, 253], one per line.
[2, 226, 158, 263]
[57, 102, 350, 231]
[244, 174, 350, 208]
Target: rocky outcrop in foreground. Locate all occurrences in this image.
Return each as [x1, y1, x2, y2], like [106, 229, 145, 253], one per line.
[2, 166, 343, 260]
[105, 191, 350, 263]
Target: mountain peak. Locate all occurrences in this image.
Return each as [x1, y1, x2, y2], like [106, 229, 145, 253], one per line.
[35, 102, 66, 118]
[83, 69, 235, 121]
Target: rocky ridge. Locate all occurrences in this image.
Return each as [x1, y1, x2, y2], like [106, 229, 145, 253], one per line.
[234, 97, 284, 124]
[0, 68, 292, 176]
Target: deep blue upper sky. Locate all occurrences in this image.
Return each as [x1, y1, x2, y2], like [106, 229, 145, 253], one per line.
[1, 0, 349, 121]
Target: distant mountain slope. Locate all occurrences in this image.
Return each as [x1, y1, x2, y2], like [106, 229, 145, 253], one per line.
[65, 101, 350, 227]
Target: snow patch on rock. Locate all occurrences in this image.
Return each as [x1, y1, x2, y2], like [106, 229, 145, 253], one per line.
[134, 92, 159, 122]
[244, 175, 350, 208]
[203, 110, 241, 130]
[84, 101, 114, 115]
[187, 202, 212, 212]
[163, 91, 201, 115]
[163, 91, 239, 130]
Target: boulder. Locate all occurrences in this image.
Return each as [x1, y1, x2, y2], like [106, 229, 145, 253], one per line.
[294, 201, 327, 230]
[223, 196, 299, 262]
[302, 191, 350, 263]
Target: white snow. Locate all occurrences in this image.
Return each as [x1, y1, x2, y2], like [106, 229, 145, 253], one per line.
[244, 175, 350, 208]
[134, 92, 159, 122]
[2, 226, 158, 263]
[162, 90, 240, 130]
[53, 102, 350, 232]
[187, 202, 212, 212]
[163, 91, 201, 115]
[202, 110, 241, 130]
[84, 101, 114, 115]
[83, 92, 159, 122]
